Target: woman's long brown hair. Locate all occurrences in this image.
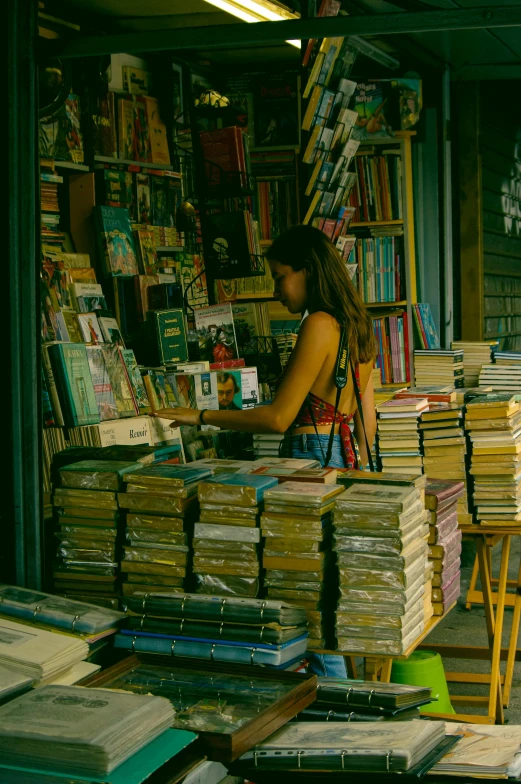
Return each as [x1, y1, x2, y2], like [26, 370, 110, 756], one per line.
[266, 224, 377, 364]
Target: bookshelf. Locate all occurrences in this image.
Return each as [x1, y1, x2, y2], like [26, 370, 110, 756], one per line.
[351, 132, 417, 385]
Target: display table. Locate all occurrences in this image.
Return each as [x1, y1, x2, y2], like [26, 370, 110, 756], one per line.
[314, 602, 457, 691]
[418, 526, 521, 726]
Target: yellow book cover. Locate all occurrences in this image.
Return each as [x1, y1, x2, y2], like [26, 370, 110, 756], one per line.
[424, 445, 465, 457]
[423, 436, 466, 447]
[302, 189, 323, 224]
[473, 444, 521, 455]
[122, 65, 150, 95]
[305, 158, 323, 196]
[302, 85, 323, 132]
[145, 96, 171, 165]
[302, 125, 322, 164]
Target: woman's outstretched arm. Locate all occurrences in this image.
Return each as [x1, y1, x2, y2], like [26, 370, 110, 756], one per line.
[155, 313, 336, 433]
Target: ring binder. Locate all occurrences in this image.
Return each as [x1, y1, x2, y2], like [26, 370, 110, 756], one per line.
[140, 616, 146, 630]
[181, 595, 188, 614]
[368, 689, 376, 707]
[32, 605, 41, 623]
[142, 593, 149, 613]
[131, 636, 137, 653]
[386, 750, 393, 772]
[171, 640, 176, 656]
[220, 598, 227, 618]
[179, 618, 185, 634]
[259, 601, 267, 621]
[210, 643, 216, 661]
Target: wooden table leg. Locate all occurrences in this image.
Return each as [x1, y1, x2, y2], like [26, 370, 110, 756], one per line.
[488, 535, 510, 724]
[380, 658, 393, 683]
[503, 550, 521, 707]
[466, 554, 480, 610]
[365, 657, 385, 681]
[345, 656, 358, 679]
[477, 536, 505, 724]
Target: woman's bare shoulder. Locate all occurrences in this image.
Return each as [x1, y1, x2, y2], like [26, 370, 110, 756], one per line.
[300, 311, 339, 333]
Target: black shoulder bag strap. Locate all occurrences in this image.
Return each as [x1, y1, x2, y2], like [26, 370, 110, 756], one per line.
[351, 361, 375, 472]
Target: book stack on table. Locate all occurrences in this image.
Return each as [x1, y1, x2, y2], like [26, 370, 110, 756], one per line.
[117, 465, 211, 598]
[298, 678, 433, 722]
[414, 349, 465, 388]
[479, 351, 521, 391]
[466, 393, 521, 527]
[194, 474, 278, 597]
[451, 340, 497, 387]
[425, 480, 464, 615]
[262, 482, 344, 649]
[376, 398, 429, 476]
[117, 593, 309, 667]
[53, 460, 144, 608]
[333, 481, 430, 656]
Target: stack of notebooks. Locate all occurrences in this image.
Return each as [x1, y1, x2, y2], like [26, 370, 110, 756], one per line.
[451, 340, 497, 387]
[479, 356, 521, 391]
[253, 434, 284, 458]
[117, 593, 309, 668]
[194, 474, 278, 597]
[275, 333, 298, 369]
[376, 398, 429, 475]
[466, 393, 521, 526]
[333, 482, 430, 656]
[0, 617, 89, 685]
[118, 465, 211, 597]
[262, 482, 344, 649]
[0, 685, 180, 781]
[237, 720, 449, 774]
[416, 400, 470, 524]
[298, 679, 433, 722]
[414, 349, 464, 389]
[188, 458, 254, 474]
[425, 480, 463, 615]
[250, 466, 338, 484]
[53, 461, 142, 607]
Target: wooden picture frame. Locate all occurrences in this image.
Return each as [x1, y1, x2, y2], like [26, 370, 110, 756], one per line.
[81, 653, 317, 763]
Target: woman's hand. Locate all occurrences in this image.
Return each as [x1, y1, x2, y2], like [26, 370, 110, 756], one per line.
[153, 408, 201, 427]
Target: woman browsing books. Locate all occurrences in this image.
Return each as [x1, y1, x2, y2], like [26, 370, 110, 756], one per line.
[155, 224, 377, 470]
[154, 225, 377, 678]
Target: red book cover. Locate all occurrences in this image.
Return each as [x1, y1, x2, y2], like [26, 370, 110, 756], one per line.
[200, 127, 243, 185]
[425, 479, 465, 509]
[403, 310, 411, 382]
[382, 316, 392, 383]
[389, 316, 400, 383]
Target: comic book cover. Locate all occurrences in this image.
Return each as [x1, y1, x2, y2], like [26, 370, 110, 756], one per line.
[194, 303, 238, 364]
[94, 206, 139, 277]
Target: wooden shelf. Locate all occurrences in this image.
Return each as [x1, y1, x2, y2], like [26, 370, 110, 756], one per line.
[94, 155, 175, 171]
[365, 301, 407, 308]
[351, 219, 404, 227]
[236, 293, 274, 300]
[156, 246, 184, 252]
[46, 159, 89, 172]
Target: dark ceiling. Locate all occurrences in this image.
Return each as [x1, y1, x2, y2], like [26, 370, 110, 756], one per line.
[44, 0, 521, 78]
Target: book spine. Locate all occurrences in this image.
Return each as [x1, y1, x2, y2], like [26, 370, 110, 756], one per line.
[403, 310, 411, 383]
[47, 344, 75, 427]
[42, 345, 65, 427]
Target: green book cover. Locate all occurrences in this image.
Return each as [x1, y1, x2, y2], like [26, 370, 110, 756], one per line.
[48, 343, 100, 427]
[94, 205, 139, 278]
[119, 349, 150, 414]
[147, 309, 188, 364]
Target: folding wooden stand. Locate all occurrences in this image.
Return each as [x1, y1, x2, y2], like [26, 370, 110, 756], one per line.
[418, 527, 521, 725]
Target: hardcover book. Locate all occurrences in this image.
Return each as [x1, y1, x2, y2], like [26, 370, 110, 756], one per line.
[56, 310, 83, 343]
[133, 95, 152, 163]
[86, 346, 120, 421]
[94, 206, 139, 277]
[101, 344, 137, 418]
[149, 175, 170, 226]
[145, 96, 171, 165]
[205, 212, 252, 275]
[98, 316, 124, 346]
[118, 97, 134, 160]
[194, 303, 238, 364]
[48, 343, 100, 427]
[90, 88, 117, 158]
[146, 308, 188, 364]
[119, 349, 150, 414]
[77, 312, 103, 344]
[136, 173, 151, 224]
[134, 229, 157, 275]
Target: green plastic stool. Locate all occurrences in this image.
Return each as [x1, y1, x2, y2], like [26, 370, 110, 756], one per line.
[390, 650, 455, 714]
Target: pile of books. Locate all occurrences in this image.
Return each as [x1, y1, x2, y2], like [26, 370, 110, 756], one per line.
[466, 394, 521, 526]
[53, 461, 141, 607]
[451, 341, 497, 387]
[275, 332, 298, 368]
[376, 398, 429, 475]
[298, 679, 433, 722]
[416, 400, 470, 524]
[333, 478, 429, 656]
[425, 480, 463, 615]
[262, 481, 344, 649]
[414, 349, 464, 388]
[116, 593, 309, 667]
[372, 311, 410, 385]
[194, 474, 278, 597]
[0, 685, 178, 780]
[479, 352, 521, 391]
[253, 433, 285, 459]
[118, 465, 210, 597]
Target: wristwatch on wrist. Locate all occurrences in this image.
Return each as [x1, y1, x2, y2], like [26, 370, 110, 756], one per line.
[199, 409, 207, 425]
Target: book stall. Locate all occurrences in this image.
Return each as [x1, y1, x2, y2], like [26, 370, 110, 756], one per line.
[3, 0, 521, 782]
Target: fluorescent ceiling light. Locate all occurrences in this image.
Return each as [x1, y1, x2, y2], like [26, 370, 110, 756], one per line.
[203, 0, 301, 48]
